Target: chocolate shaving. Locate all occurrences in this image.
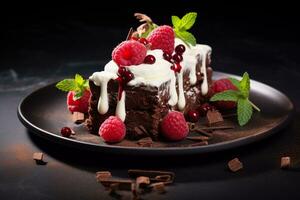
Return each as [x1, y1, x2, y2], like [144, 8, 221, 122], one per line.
[126, 27, 134, 40]
[134, 13, 152, 23]
[186, 136, 209, 141]
[33, 152, 47, 165]
[149, 182, 166, 194]
[188, 141, 208, 147]
[281, 157, 291, 169]
[228, 158, 243, 172]
[72, 112, 85, 124]
[96, 171, 112, 182]
[154, 175, 172, 182]
[128, 169, 175, 183]
[137, 137, 153, 147]
[100, 178, 134, 191]
[206, 110, 224, 126]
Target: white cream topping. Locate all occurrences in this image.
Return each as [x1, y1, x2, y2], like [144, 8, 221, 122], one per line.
[90, 38, 212, 119]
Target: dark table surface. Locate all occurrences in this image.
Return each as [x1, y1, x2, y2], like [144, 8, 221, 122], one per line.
[1, 3, 300, 199]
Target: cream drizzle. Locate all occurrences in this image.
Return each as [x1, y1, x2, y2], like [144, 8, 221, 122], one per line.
[115, 91, 126, 121]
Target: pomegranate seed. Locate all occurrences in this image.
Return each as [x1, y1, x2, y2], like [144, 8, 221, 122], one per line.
[144, 55, 156, 64]
[123, 71, 134, 82]
[131, 36, 139, 41]
[163, 52, 172, 61]
[118, 67, 127, 76]
[175, 44, 186, 55]
[139, 38, 149, 45]
[61, 127, 72, 137]
[172, 53, 183, 63]
[199, 103, 215, 115]
[187, 110, 200, 122]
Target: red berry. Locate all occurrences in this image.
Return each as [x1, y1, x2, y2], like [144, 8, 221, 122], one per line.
[199, 103, 215, 115]
[147, 25, 175, 55]
[123, 71, 134, 82]
[139, 38, 149, 45]
[67, 90, 91, 113]
[170, 63, 182, 73]
[172, 53, 183, 63]
[131, 36, 139, 41]
[175, 44, 185, 55]
[144, 55, 156, 64]
[212, 79, 238, 110]
[161, 111, 188, 141]
[187, 110, 200, 122]
[112, 40, 147, 66]
[118, 67, 127, 76]
[61, 127, 72, 137]
[99, 116, 126, 143]
[163, 52, 172, 61]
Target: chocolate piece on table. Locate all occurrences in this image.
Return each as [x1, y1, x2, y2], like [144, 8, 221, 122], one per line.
[281, 157, 291, 169]
[128, 169, 175, 183]
[135, 176, 150, 194]
[206, 110, 224, 126]
[186, 136, 209, 141]
[72, 112, 85, 124]
[33, 152, 47, 165]
[137, 137, 153, 147]
[149, 182, 166, 194]
[96, 171, 112, 182]
[100, 178, 134, 191]
[228, 158, 243, 172]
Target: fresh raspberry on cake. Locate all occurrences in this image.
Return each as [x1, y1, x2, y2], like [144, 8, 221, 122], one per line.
[212, 78, 238, 109]
[67, 90, 91, 113]
[99, 116, 126, 143]
[112, 40, 147, 66]
[161, 111, 188, 141]
[147, 25, 175, 54]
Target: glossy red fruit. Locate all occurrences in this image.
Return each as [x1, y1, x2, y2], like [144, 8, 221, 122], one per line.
[99, 116, 126, 143]
[118, 67, 127, 76]
[175, 44, 186, 55]
[199, 103, 215, 115]
[172, 53, 183, 63]
[123, 71, 134, 82]
[139, 38, 149, 45]
[187, 110, 200, 122]
[143, 55, 156, 64]
[61, 127, 72, 137]
[163, 52, 172, 61]
[147, 25, 175, 54]
[161, 111, 188, 141]
[67, 90, 91, 113]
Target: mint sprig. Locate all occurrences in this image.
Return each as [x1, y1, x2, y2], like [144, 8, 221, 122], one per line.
[210, 72, 261, 126]
[56, 74, 89, 100]
[172, 12, 197, 46]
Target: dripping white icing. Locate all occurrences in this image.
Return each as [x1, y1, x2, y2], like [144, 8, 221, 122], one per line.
[90, 39, 212, 120]
[116, 91, 126, 121]
[89, 71, 117, 114]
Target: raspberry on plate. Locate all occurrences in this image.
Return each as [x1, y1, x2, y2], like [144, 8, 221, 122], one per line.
[161, 111, 188, 141]
[99, 116, 126, 143]
[67, 90, 91, 113]
[147, 25, 175, 55]
[211, 78, 238, 109]
[112, 40, 147, 67]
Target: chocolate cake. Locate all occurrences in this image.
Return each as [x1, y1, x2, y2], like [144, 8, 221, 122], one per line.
[86, 38, 214, 140]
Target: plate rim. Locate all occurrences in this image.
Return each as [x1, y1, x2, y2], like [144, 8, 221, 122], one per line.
[17, 71, 294, 155]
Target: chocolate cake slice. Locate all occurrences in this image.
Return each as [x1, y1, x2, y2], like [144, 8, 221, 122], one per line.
[86, 42, 213, 140]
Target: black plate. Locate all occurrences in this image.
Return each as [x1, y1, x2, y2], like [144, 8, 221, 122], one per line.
[18, 72, 294, 156]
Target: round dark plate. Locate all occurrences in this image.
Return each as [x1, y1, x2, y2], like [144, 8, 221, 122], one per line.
[18, 72, 294, 156]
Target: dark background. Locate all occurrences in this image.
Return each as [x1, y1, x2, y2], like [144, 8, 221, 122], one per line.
[1, 1, 300, 200]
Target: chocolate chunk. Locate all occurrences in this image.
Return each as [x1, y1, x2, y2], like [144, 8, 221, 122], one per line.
[136, 176, 150, 187]
[281, 157, 291, 169]
[72, 112, 85, 124]
[96, 171, 112, 182]
[228, 158, 243, 172]
[206, 110, 224, 126]
[137, 137, 153, 147]
[100, 179, 134, 191]
[186, 136, 209, 141]
[33, 152, 47, 165]
[128, 169, 175, 183]
[150, 182, 166, 194]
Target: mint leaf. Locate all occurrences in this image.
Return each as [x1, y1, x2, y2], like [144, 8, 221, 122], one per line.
[75, 74, 84, 85]
[175, 30, 196, 46]
[229, 77, 241, 90]
[56, 79, 77, 92]
[83, 79, 89, 89]
[240, 72, 250, 98]
[171, 15, 181, 28]
[179, 12, 197, 30]
[74, 90, 83, 100]
[210, 90, 240, 102]
[237, 98, 253, 126]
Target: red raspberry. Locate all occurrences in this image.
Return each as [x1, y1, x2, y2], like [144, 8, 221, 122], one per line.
[147, 25, 175, 55]
[161, 111, 188, 141]
[112, 40, 147, 67]
[67, 90, 91, 113]
[99, 116, 126, 143]
[212, 78, 238, 109]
